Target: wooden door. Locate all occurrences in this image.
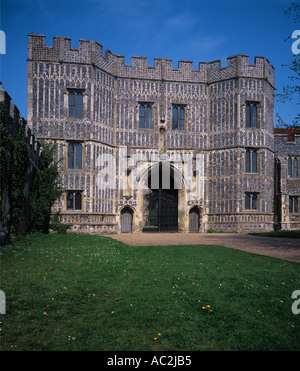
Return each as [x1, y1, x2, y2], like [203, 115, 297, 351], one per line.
[189, 207, 199, 233]
[143, 188, 178, 232]
[121, 208, 132, 233]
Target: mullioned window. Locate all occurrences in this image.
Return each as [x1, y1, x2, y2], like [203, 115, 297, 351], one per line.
[245, 102, 259, 128]
[172, 105, 185, 130]
[68, 90, 84, 118]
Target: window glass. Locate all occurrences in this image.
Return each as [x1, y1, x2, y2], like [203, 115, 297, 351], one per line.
[293, 158, 298, 177]
[139, 105, 145, 128]
[67, 192, 73, 210]
[75, 143, 82, 169]
[246, 104, 251, 128]
[288, 157, 292, 177]
[245, 194, 251, 210]
[69, 92, 75, 118]
[252, 150, 257, 173]
[289, 196, 293, 213]
[179, 107, 185, 130]
[68, 143, 74, 169]
[245, 103, 258, 128]
[76, 92, 83, 118]
[75, 193, 82, 210]
[252, 194, 257, 210]
[146, 105, 152, 128]
[245, 150, 251, 173]
[251, 105, 257, 128]
[172, 107, 178, 130]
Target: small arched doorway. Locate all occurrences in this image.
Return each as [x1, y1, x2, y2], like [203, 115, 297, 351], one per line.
[121, 207, 133, 233]
[189, 206, 200, 233]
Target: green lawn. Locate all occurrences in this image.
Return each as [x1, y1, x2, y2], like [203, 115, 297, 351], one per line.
[0, 233, 299, 351]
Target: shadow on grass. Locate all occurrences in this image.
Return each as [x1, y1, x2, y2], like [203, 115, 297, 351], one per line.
[250, 230, 300, 239]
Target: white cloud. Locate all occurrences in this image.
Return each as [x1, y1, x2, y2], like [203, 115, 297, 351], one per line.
[164, 13, 197, 29]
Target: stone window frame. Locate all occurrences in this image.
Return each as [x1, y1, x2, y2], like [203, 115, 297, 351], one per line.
[66, 191, 83, 211]
[287, 156, 299, 178]
[65, 88, 87, 119]
[244, 100, 261, 129]
[245, 148, 258, 174]
[138, 102, 154, 129]
[171, 104, 187, 131]
[67, 141, 83, 170]
[245, 192, 260, 211]
[289, 196, 299, 214]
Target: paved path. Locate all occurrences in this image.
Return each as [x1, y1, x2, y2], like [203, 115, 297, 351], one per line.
[109, 233, 300, 263]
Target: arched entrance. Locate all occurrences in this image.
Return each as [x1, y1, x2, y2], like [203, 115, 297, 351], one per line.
[143, 162, 179, 232]
[189, 206, 200, 232]
[120, 207, 133, 233]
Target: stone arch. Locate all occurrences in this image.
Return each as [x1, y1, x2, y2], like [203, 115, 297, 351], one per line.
[188, 206, 200, 232]
[189, 205, 205, 232]
[138, 161, 186, 191]
[135, 161, 187, 232]
[120, 206, 134, 233]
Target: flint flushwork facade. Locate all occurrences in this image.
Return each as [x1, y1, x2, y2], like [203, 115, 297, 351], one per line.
[27, 34, 300, 234]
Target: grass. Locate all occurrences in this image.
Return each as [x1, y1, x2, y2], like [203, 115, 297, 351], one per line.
[0, 233, 299, 351]
[250, 230, 300, 238]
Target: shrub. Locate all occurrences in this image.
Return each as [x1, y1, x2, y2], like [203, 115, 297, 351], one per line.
[29, 142, 63, 234]
[49, 211, 71, 234]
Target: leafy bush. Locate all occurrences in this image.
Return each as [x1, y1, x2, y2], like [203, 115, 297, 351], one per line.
[29, 142, 63, 234]
[49, 211, 71, 234]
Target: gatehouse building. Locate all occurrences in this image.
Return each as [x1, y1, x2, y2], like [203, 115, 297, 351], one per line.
[27, 34, 300, 234]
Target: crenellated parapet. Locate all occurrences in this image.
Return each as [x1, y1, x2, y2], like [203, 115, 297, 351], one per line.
[28, 34, 115, 73]
[28, 34, 275, 86]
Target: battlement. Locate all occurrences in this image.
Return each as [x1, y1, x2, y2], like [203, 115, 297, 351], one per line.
[28, 34, 275, 85]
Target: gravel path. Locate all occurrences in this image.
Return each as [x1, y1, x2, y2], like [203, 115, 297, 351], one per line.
[109, 233, 300, 263]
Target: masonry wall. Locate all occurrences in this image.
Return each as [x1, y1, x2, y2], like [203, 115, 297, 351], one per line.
[274, 129, 300, 230]
[0, 85, 41, 243]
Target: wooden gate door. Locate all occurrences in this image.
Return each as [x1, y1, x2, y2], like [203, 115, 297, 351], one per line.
[121, 208, 132, 233]
[159, 189, 178, 232]
[143, 189, 178, 232]
[189, 207, 199, 232]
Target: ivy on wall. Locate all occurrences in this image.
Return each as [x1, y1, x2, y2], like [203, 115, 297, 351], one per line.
[0, 103, 10, 197]
[0, 101, 63, 243]
[29, 142, 63, 234]
[10, 119, 30, 237]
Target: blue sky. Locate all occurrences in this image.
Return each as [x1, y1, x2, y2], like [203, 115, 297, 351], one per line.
[0, 0, 299, 124]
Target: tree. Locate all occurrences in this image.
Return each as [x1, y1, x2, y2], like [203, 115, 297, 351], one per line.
[29, 142, 63, 234]
[276, 3, 300, 128]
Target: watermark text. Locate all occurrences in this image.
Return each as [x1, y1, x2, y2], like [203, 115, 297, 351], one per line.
[0, 290, 6, 314]
[0, 30, 6, 55]
[291, 30, 300, 55]
[292, 290, 300, 315]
